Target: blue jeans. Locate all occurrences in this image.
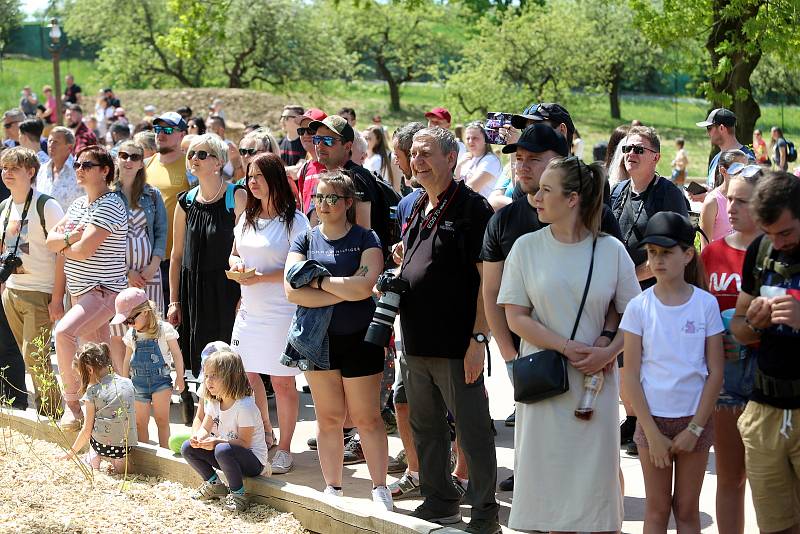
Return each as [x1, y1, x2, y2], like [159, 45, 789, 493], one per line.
[717, 351, 756, 408]
[181, 440, 263, 491]
[130, 335, 172, 402]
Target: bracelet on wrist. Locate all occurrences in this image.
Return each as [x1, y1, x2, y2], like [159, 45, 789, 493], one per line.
[745, 317, 763, 335]
[561, 339, 570, 354]
[168, 301, 180, 308]
[600, 330, 617, 339]
[63, 232, 70, 247]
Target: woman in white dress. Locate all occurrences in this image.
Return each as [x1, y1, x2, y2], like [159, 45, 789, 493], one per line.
[454, 122, 502, 199]
[498, 157, 641, 533]
[229, 153, 309, 474]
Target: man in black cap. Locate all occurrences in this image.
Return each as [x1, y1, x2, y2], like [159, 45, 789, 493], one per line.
[506, 102, 575, 147]
[696, 108, 754, 190]
[482, 125, 622, 489]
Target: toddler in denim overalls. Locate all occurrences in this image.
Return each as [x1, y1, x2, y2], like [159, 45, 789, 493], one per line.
[113, 288, 186, 448]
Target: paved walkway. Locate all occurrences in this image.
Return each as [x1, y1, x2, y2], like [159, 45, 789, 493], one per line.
[37, 341, 758, 533]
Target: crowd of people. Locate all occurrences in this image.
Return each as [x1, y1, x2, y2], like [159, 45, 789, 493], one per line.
[0, 73, 799, 534]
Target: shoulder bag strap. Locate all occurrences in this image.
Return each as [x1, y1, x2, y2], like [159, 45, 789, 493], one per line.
[569, 237, 597, 341]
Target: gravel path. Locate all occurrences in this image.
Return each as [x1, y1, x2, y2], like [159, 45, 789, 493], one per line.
[0, 432, 308, 534]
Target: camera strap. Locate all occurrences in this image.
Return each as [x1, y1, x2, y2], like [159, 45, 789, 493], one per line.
[0, 188, 33, 257]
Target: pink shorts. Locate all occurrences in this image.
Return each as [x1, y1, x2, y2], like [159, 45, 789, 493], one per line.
[634, 415, 714, 452]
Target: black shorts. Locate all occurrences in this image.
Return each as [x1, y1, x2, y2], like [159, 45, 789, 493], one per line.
[326, 328, 385, 378]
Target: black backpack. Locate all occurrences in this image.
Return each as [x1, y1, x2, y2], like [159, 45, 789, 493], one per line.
[786, 139, 797, 162]
[369, 170, 402, 248]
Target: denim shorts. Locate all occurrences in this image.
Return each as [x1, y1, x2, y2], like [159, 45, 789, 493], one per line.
[131, 365, 173, 402]
[717, 352, 756, 408]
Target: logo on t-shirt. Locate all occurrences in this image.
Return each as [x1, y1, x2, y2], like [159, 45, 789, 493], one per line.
[682, 320, 705, 335]
[708, 272, 741, 294]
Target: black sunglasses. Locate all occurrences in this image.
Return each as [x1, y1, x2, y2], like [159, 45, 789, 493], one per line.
[621, 144, 658, 155]
[239, 148, 258, 156]
[188, 150, 217, 161]
[297, 127, 312, 136]
[118, 152, 143, 162]
[3, 122, 16, 129]
[124, 311, 141, 326]
[313, 193, 350, 206]
[73, 161, 102, 170]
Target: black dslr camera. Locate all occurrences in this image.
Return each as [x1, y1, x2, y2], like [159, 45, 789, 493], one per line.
[365, 272, 410, 347]
[0, 252, 22, 283]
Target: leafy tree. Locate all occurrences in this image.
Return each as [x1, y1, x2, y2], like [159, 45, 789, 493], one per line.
[332, 0, 459, 112]
[631, 0, 800, 144]
[0, 0, 23, 59]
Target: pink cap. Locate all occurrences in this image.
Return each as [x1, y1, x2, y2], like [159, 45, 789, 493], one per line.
[424, 107, 452, 123]
[300, 108, 327, 124]
[110, 287, 148, 325]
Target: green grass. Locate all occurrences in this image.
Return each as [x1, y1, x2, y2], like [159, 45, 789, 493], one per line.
[4, 56, 798, 179]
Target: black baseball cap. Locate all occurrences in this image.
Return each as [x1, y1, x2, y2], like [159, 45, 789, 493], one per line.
[502, 123, 569, 156]
[511, 102, 575, 139]
[638, 212, 695, 249]
[696, 108, 736, 128]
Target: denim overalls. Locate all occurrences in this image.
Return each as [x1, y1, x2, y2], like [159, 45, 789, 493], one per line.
[129, 329, 173, 403]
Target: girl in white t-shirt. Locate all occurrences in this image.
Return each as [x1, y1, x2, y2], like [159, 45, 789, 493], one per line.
[454, 122, 502, 198]
[620, 212, 724, 533]
[181, 350, 270, 513]
[112, 288, 185, 449]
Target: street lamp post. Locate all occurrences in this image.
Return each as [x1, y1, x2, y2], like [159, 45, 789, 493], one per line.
[49, 19, 62, 126]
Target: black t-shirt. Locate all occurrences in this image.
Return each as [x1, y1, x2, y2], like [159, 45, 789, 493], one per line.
[399, 181, 494, 359]
[611, 176, 688, 288]
[279, 136, 306, 166]
[64, 84, 81, 104]
[741, 235, 800, 409]
[343, 160, 389, 259]
[481, 197, 622, 262]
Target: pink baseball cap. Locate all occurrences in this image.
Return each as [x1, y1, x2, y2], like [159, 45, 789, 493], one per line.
[300, 108, 327, 125]
[110, 288, 148, 325]
[424, 107, 452, 124]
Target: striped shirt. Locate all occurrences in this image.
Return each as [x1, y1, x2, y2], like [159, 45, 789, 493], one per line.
[64, 192, 128, 296]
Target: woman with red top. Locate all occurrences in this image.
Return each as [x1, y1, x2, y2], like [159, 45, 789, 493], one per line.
[700, 162, 762, 534]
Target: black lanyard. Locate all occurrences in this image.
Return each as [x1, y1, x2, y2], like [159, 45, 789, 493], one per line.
[620, 177, 656, 248]
[400, 180, 461, 271]
[0, 189, 33, 256]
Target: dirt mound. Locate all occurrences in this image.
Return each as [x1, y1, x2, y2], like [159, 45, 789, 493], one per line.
[117, 88, 291, 137]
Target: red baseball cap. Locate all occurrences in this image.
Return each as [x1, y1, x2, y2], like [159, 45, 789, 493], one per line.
[425, 107, 452, 124]
[300, 108, 327, 125]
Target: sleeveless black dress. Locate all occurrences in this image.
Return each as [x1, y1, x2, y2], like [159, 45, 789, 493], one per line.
[177, 188, 241, 375]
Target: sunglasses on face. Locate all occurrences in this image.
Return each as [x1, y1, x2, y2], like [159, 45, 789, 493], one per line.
[280, 115, 298, 120]
[313, 193, 350, 206]
[73, 161, 102, 170]
[239, 148, 258, 156]
[153, 125, 176, 135]
[188, 150, 217, 161]
[118, 152, 143, 162]
[621, 144, 657, 155]
[312, 135, 339, 147]
[124, 312, 141, 326]
[3, 123, 16, 129]
[297, 127, 312, 136]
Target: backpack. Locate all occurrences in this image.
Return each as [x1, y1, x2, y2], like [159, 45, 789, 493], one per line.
[752, 235, 800, 295]
[184, 182, 239, 212]
[786, 140, 797, 162]
[369, 170, 402, 249]
[0, 192, 55, 238]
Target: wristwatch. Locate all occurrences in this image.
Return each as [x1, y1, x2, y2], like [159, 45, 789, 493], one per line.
[472, 333, 488, 344]
[600, 330, 617, 340]
[745, 317, 763, 335]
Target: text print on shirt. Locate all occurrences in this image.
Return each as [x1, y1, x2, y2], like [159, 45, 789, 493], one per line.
[708, 272, 742, 294]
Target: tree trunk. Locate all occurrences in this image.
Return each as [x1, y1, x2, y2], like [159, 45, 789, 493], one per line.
[388, 80, 401, 112]
[609, 66, 622, 120]
[706, 0, 762, 151]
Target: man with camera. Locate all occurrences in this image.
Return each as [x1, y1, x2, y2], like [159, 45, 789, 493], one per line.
[395, 126, 499, 533]
[0, 147, 66, 416]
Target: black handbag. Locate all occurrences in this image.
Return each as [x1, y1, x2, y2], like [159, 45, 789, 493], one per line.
[512, 238, 596, 404]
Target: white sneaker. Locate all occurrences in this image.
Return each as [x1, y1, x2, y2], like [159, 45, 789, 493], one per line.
[323, 485, 344, 497]
[271, 450, 293, 474]
[371, 485, 394, 512]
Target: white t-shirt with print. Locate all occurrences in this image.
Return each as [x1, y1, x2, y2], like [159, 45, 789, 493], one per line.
[620, 286, 724, 418]
[458, 153, 503, 198]
[204, 396, 268, 466]
[0, 190, 64, 293]
[122, 320, 179, 365]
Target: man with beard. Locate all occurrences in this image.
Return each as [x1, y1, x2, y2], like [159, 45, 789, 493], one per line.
[144, 112, 190, 307]
[64, 104, 97, 154]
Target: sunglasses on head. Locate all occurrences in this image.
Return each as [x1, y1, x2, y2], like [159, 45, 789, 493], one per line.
[726, 162, 762, 178]
[153, 125, 176, 135]
[313, 193, 350, 206]
[124, 311, 141, 326]
[188, 150, 217, 161]
[621, 144, 657, 155]
[73, 161, 102, 170]
[312, 135, 339, 147]
[118, 152, 143, 162]
[239, 148, 258, 156]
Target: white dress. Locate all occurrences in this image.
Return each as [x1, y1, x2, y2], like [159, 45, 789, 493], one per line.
[497, 228, 641, 532]
[230, 210, 309, 375]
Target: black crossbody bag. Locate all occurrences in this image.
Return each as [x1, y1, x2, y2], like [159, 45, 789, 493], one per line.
[512, 238, 596, 404]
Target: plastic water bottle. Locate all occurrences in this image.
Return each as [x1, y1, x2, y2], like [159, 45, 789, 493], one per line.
[575, 372, 604, 420]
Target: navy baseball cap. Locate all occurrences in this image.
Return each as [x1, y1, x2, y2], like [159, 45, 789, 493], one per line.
[696, 108, 736, 128]
[638, 212, 695, 249]
[502, 123, 569, 156]
[154, 111, 188, 131]
[511, 103, 575, 139]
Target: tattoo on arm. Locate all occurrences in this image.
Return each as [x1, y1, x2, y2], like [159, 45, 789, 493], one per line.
[356, 265, 369, 277]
